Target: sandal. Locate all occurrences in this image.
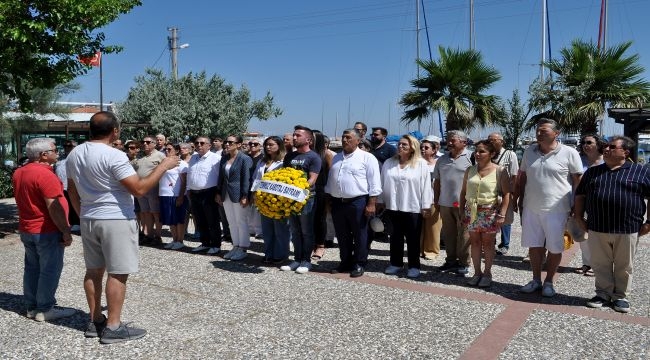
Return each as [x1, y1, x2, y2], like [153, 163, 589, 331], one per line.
[584, 267, 595, 276]
[574, 265, 590, 274]
[311, 246, 325, 260]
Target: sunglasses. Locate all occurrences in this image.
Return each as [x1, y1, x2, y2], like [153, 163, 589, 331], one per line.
[606, 144, 624, 150]
[248, 142, 260, 147]
[128, 146, 137, 150]
[143, 140, 153, 144]
[194, 141, 207, 146]
[224, 140, 238, 145]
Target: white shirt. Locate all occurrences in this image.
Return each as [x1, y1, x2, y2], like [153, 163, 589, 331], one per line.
[494, 148, 519, 179]
[252, 159, 284, 190]
[66, 142, 137, 219]
[379, 157, 433, 213]
[159, 160, 188, 196]
[187, 151, 221, 190]
[325, 148, 381, 199]
[55, 158, 68, 191]
[521, 143, 582, 213]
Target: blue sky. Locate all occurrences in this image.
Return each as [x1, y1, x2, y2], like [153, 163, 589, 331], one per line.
[68, 0, 650, 138]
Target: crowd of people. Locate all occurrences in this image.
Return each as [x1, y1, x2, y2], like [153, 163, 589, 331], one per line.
[12, 112, 649, 345]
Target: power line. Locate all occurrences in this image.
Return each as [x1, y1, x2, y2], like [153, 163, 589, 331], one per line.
[150, 44, 168, 69]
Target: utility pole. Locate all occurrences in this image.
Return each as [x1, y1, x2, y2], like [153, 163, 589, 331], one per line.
[168, 27, 179, 79]
[168, 27, 189, 79]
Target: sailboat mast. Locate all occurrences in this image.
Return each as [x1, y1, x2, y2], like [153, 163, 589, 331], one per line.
[469, 0, 475, 50]
[541, 0, 547, 81]
[416, 0, 420, 77]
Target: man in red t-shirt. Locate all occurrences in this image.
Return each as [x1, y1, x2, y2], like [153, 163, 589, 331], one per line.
[13, 138, 74, 322]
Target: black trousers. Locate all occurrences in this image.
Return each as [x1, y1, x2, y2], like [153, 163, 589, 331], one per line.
[387, 210, 422, 269]
[331, 195, 369, 267]
[189, 188, 222, 248]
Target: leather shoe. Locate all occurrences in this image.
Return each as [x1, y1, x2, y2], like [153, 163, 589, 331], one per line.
[350, 265, 364, 278]
[331, 264, 352, 274]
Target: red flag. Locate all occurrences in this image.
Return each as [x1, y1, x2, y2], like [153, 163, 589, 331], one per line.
[79, 51, 101, 67]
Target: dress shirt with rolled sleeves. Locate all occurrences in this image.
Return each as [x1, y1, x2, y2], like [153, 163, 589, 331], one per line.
[324, 148, 382, 199]
[187, 151, 221, 190]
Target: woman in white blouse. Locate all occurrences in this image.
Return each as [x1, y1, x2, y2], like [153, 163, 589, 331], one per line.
[379, 135, 433, 279]
[159, 143, 188, 250]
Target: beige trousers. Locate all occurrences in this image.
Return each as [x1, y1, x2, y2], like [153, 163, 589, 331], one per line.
[588, 231, 639, 301]
[440, 206, 470, 266]
[420, 208, 442, 259]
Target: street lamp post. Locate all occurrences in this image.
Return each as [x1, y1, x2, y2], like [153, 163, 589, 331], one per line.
[168, 27, 189, 79]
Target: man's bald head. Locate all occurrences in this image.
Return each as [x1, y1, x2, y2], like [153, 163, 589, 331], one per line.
[90, 111, 119, 139]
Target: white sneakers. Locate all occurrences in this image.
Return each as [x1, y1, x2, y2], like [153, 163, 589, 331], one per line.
[34, 307, 76, 322]
[295, 261, 312, 274]
[280, 261, 300, 271]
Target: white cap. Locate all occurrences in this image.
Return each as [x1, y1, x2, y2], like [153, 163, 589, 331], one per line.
[423, 135, 441, 144]
[369, 216, 385, 233]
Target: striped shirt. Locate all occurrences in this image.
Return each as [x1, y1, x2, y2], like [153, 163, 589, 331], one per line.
[575, 162, 650, 233]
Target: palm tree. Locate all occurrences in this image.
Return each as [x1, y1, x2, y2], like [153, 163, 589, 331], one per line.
[400, 46, 502, 132]
[529, 40, 650, 135]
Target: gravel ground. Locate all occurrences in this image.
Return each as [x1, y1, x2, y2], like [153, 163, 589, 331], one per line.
[0, 198, 647, 359]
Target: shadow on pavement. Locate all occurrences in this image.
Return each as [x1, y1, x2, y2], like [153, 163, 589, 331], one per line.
[210, 260, 265, 274]
[0, 291, 90, 333]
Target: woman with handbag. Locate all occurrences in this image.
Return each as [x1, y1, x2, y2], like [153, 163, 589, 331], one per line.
[460, 140, 511, 287]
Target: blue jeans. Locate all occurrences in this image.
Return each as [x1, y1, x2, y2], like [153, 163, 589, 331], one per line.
[260, 215, 291, 260]
[20, 232, 64, 312]
[289, 197, 315, 262]
[499, 224, 511, 249]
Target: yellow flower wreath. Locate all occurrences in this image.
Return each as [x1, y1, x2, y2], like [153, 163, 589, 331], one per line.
[254, 167, 310, 219]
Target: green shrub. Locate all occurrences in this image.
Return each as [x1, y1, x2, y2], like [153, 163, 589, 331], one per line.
[0, 166, 14, 199]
